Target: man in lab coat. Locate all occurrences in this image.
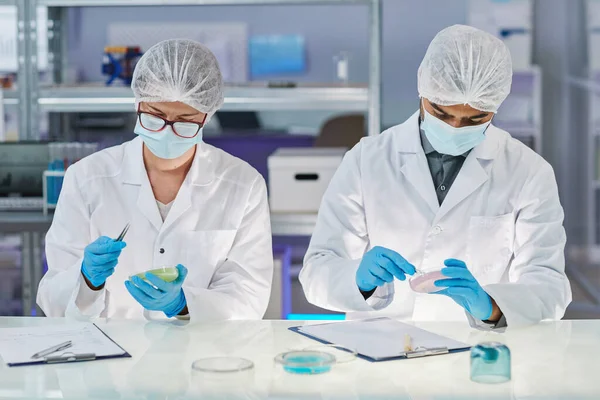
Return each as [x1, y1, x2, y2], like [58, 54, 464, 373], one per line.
[300, 25, 571, 329]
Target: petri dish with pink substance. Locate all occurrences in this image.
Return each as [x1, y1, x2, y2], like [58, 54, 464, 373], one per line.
[409, 270, 446, 293]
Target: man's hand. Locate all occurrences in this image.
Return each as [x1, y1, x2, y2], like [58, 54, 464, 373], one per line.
[355, 246, 416, 292]
[433, 258, 501, 322]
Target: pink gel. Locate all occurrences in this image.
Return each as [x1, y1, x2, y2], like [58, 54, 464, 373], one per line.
[409, 270, 446, 293]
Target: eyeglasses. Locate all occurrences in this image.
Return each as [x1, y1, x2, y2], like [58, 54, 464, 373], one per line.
[137, 107, 206, 139]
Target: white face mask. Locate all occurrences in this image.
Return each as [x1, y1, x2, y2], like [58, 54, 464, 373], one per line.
[420, 103, 491, 156]
[134, 120, 202, 160]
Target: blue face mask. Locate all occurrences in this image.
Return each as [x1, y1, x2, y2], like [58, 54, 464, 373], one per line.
[134, 120, 203, 160]
[421, 105, 491, 156]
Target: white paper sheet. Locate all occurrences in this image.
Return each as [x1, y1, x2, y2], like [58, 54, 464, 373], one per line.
[0, 323, 126, 365]
[298, 317, 470, 360]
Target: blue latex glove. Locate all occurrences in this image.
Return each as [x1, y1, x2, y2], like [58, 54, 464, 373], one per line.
[356, 246, 416, 292]
[81, 236, 127, 288]
[433, 259, 493, 321]
[125, 264, 188, 318]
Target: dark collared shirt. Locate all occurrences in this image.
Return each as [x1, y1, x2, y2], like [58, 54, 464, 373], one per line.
[419, 127, 469, 205]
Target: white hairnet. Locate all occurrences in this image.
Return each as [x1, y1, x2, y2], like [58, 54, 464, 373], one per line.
[417, 25, 513, 113]
[132, 39, 224, 121]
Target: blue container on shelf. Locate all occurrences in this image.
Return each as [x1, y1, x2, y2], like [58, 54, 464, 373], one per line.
[46, 159, 65, 206]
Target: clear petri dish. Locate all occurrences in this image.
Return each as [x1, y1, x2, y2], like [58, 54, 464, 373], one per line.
[130, 267, 179, 283]
[191, 357, 254, 374]
[275, 350, 336, 375]
[409, 270, 446, 293]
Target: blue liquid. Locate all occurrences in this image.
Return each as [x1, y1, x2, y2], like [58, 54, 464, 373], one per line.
[471, 342, 511, 384]
[283, 352, 335, 375]
[47, 160, 65, 205]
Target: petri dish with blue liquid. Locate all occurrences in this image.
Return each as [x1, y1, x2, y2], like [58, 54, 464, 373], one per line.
[275, 345, 356, 375]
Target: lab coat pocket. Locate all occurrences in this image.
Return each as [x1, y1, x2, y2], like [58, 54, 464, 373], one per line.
[466, 213, 515, 283]
[183, 230, 237, 286]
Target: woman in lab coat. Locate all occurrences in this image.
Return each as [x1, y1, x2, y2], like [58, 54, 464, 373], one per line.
[300, 25, 571, 329]
[37, 39, 273, 320]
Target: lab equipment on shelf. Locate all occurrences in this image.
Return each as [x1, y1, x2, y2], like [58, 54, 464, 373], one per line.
[44, 142, 99, 213]
[0, 198, 45, 211]
[470, 342, 511, 384]
[333, 51, 350, 85]
[102, 46, 143, 86]
[268, 147, 347, 213]
[249, 35, 306, 77]
[0, 142, 49, 210]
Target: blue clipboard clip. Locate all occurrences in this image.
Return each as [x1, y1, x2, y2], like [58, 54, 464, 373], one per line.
[45, 352, 97, 364]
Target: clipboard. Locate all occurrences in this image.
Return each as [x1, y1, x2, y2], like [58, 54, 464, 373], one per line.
[0, 323, 131, 367]
[289, 317, 471, 362]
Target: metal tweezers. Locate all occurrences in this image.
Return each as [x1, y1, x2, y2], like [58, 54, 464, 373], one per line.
[116, 223, 130, 242]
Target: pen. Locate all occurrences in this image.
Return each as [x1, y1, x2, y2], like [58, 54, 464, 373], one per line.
[404, 334, 413, 353]
[31, 340, 73, 359]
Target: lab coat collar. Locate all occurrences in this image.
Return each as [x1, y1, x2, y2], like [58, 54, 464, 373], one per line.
[121, 137, 216, 232]
[395, 111, 499, 221]
[121, 137, 215, 187]
[396, 112, 440, 214]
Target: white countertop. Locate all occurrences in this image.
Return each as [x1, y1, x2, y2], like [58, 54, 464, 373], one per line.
[0, 318, 598, 399]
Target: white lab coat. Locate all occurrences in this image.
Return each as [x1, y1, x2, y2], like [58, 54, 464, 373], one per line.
[38, 137, 273, 321]
[300, 112, 571, 328]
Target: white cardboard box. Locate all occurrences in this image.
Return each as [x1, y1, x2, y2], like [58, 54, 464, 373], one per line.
[268, 147, 347, 213]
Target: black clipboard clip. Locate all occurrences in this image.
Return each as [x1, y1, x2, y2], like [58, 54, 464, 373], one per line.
[405, 346, 449, 359]
[44, 352, 97, 364]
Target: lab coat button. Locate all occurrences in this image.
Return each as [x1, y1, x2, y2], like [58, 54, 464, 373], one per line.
[159, 248, 165, 254]
[432, 225, 442, 235]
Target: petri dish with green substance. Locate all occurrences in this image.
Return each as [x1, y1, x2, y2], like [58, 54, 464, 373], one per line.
[130, 267, 179, 283]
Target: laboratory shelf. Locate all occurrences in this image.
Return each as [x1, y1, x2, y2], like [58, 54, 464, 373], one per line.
[0, 212, 53, 233]
[38, 84, 370, 113]
[37, 0, 376, 6]
[271, 213, 318, 236]
[2, 90, 19, 107]
[20, 0, 381, 137]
